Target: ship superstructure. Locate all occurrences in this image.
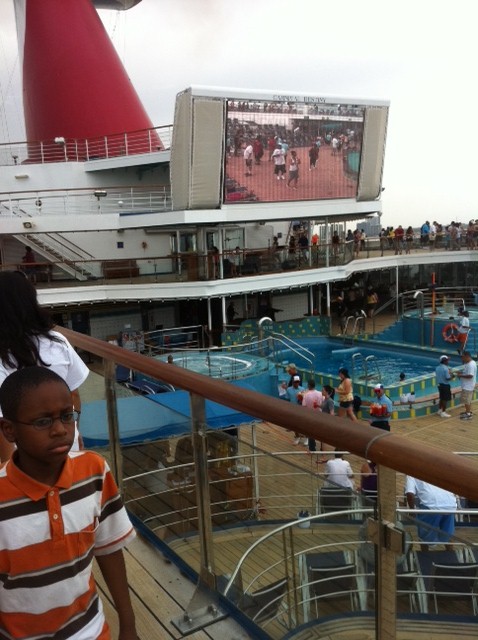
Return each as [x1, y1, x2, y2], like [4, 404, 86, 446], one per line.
[4, 0, 473, 346]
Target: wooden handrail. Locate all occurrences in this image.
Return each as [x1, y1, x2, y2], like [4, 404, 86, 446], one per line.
[58, 326, 478, 502]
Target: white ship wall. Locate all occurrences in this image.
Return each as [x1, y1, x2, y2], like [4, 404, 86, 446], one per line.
[79, 305, 176, 342]
[61, 229, 173, 262]
[2, 161, 169, 194]
[271, 291, 309, 321]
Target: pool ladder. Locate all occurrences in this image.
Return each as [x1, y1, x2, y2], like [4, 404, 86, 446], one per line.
[351, 353, 382, 383]
[342, 311, 367, 343]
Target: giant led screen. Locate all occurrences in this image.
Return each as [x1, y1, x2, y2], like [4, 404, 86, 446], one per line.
[224, 97, 365, 204]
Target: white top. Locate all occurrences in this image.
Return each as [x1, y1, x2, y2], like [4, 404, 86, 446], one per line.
[461, 358, 477, 391]
[243, 144, 253, 160]
[458, 315, 470, 334]
[271, 148, 285, 165]
[325, 458, 354, 489]
[405, 477, 457, 510]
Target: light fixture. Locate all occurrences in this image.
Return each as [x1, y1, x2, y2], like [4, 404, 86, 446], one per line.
[54, 137, 66, 145]
[14, 174, 29, 179]
[94, 190, 107, 199]
[23, 221, 33, 229]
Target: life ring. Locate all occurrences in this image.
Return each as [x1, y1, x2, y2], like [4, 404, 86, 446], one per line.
[442, 323, 459, 343]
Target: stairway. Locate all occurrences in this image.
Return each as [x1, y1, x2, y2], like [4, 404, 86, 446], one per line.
[13, 233, 102, 281]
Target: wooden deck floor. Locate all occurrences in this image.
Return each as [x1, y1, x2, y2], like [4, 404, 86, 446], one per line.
[95, 399, 478, 639]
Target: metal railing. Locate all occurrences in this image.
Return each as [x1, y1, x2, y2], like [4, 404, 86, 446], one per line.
[0, 187, 173, 218]
[0, 124, 173, 166]
[55, 327, 478, 638]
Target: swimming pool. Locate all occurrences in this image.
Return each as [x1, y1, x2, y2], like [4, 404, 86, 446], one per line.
[154, 352, 271, 379]
[149, 338, 459, 404]
[280, 339, 439, 383]
[405, 305, 478, 320]
[274, 337, 462, 402]
[378, 307, 478, 351]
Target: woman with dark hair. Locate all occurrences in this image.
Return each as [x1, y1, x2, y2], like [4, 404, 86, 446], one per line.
[336, 367, 358, 421]
[360, 460, 377, 495]
[0, 271, 89, 461]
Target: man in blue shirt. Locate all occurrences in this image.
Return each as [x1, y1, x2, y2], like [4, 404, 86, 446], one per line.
[420, 221, 430, 246]
[436, 355, 454, 418]
[369, 383, 393, 431]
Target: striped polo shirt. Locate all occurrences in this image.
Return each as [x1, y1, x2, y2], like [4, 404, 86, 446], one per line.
[0, 450, 136, 639]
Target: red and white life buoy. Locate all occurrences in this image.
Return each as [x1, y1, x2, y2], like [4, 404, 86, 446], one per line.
[442, 323, 459, 343]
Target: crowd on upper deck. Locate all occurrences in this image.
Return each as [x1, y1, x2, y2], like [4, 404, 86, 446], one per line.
[377, 220, 478, 254]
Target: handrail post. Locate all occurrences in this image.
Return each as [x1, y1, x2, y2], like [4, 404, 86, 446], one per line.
[190, 392, 216, 587]
[375, 464, 399, 640]
[103, 358, 123, 494]
[171, 393, 227, 634]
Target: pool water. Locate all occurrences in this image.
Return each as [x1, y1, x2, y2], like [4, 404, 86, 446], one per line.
[273, 337, 464, 402]
[152, 338, 457, 396]
[284, 339, 444, 387]
[129, 337, 462, 411]
[155, 352, 271, 379]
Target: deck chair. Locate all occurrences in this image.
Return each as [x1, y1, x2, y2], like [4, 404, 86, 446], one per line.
[430, 562, 478, 615]
[317, 486, 354, 520]
[360, 488, 378, 506]
[239, 577, 288, 624]
[306, 551, 361, 616]
[396, 571, 425, 613]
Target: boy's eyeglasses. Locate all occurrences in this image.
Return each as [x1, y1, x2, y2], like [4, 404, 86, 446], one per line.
[10, 411, 80, 431]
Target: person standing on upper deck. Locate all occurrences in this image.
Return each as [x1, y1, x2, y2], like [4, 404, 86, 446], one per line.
[456, 310, 470, 355]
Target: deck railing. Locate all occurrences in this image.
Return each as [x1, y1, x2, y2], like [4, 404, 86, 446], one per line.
[57, 326, 478, 639]
[0, 186, 172, 218]
[0, 124, 173, 166]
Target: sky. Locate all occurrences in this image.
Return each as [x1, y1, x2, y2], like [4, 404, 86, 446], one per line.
[0, 0, 476, 229]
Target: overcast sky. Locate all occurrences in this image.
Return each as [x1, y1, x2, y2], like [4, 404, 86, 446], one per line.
[0, 0, 476, 229]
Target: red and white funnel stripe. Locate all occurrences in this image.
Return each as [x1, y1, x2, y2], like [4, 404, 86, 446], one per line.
[14, 0, 158, 158]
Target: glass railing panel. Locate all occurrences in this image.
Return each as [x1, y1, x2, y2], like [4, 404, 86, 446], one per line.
[59, 330, 478, 639]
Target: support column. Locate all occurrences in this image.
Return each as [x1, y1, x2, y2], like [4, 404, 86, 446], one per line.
[103, 358, 123, 493]
[375, 465, 399, 640]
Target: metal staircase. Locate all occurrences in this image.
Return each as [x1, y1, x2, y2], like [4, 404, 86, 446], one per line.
[3, 199, 101, 281]
[13, 233, 101, 281]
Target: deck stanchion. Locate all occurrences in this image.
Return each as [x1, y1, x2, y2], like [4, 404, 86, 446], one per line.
[172, 392, 228, 634]
[374, 464, 401, 640]
[190, 392, 216, 587]
[103, 358, 123, 494]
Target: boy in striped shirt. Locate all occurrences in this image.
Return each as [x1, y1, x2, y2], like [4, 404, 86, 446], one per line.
[0, 366, 138, 639]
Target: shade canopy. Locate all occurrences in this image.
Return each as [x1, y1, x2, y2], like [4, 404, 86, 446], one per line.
[81, 390, 257, 447]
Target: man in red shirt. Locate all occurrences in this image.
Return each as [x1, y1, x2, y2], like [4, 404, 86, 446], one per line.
[394, 225, 405, 255]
